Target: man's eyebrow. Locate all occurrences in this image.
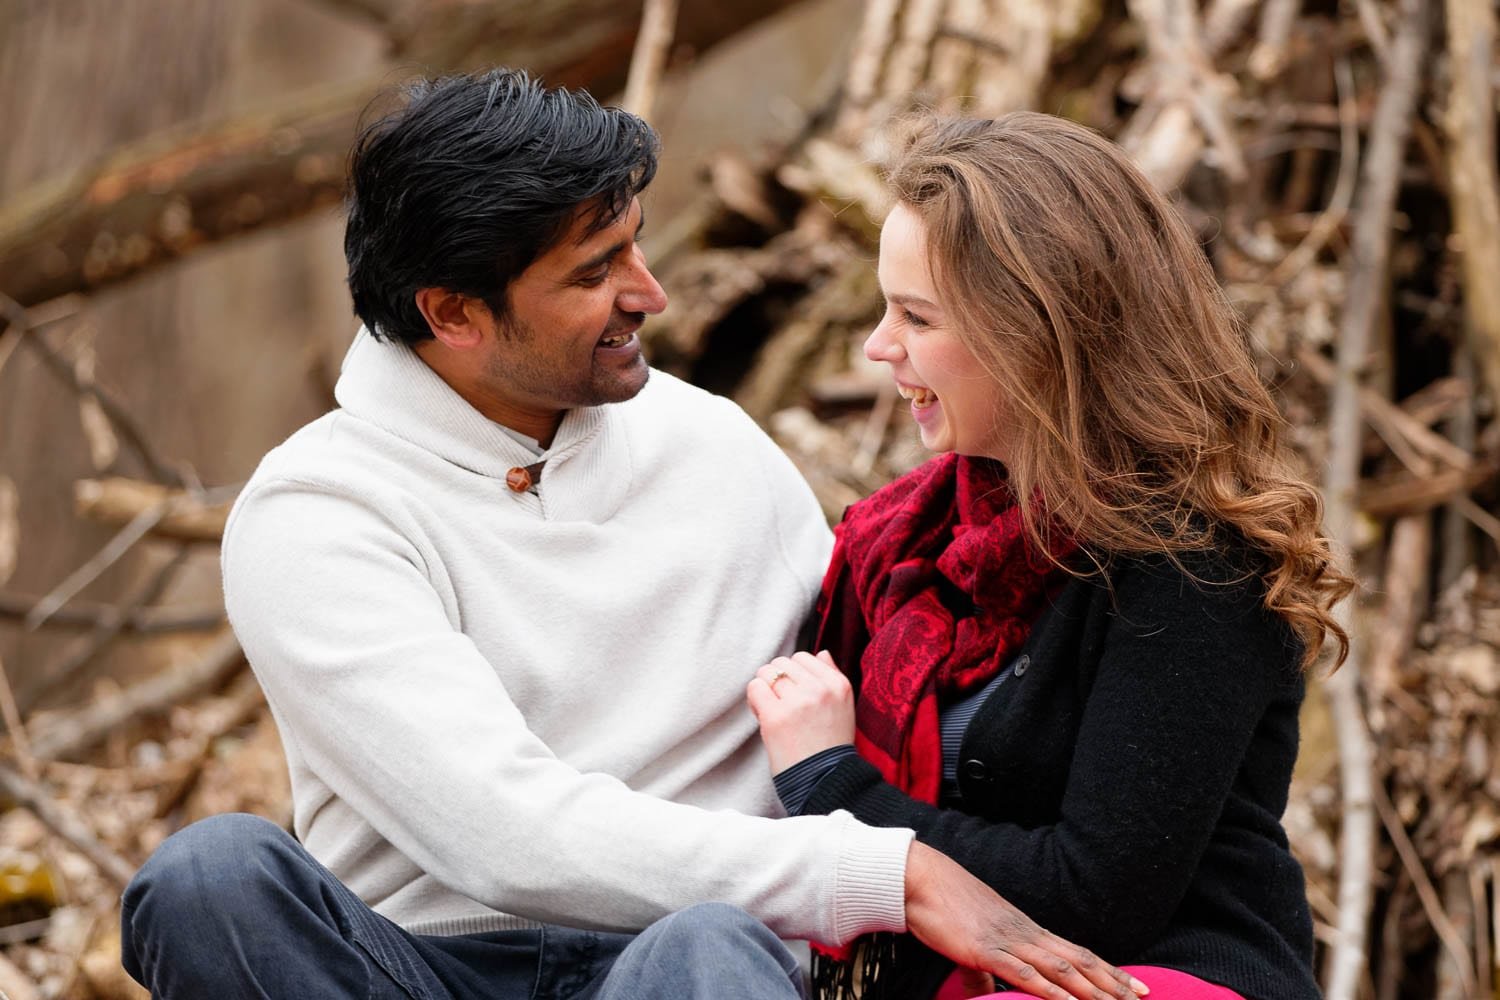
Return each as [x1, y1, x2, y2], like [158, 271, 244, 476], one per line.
[564, 210, 647, 280]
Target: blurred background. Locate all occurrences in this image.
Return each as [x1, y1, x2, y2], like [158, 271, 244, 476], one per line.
[0, 0, 1496, 997]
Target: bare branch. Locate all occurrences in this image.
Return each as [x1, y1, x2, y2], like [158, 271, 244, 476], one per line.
[74, 478, 238, 544]
[22, 505, 168, 632]
[622, 0, 680, 121]
[1442, 0, 1500, 408]
[0, 762, 136, 889]
[0, 592, 222, 634]
[1320, 2, 1434, 996]
[0, 295, 182, 485]
[27, 629, 244, 762]
[26, 548, 192, 712]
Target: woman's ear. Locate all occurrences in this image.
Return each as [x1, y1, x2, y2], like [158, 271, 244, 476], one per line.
[414, 288, 492, 350]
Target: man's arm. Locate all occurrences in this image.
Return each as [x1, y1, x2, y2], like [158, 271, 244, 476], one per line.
[223, 476, 911, 945]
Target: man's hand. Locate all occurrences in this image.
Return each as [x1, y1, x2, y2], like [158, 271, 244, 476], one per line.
[746, 651, 856, 774]
[903, 842, 1149, 1000]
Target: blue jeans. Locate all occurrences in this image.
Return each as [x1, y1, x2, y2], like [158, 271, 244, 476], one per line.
[121, 813, 807, 1000]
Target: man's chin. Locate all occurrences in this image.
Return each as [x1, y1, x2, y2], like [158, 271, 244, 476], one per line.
[590, 357, 650, 405]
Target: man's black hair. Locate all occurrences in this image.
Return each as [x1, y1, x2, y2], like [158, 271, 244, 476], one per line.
[344, 69, 660, 345]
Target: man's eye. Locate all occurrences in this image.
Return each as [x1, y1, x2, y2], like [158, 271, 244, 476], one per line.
[578, 268, 609, 287]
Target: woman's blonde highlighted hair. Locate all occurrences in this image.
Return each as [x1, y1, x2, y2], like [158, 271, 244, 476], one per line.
[886, 112, 1353, 669]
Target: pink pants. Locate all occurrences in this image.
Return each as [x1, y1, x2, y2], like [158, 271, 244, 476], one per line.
[935, 965, 1247, 1000]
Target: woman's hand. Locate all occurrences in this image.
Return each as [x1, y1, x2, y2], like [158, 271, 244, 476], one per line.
[746, 650, 856, 774]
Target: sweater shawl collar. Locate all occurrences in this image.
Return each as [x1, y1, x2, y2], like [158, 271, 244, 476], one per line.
[333, 328, 631, 522]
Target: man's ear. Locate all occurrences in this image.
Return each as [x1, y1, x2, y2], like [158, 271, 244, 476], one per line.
[414, 288, 492, 351]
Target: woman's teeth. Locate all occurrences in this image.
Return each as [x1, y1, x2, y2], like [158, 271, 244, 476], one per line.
[897, 384, 937, 409]
[599, 333, 632, 348]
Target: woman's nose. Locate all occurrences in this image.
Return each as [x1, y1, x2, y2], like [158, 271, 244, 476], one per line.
[864, 317, 904, 363]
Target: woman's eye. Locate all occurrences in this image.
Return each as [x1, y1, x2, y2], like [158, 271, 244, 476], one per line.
[904, 309, 930, 329]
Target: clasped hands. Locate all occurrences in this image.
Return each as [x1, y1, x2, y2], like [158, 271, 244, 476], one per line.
[746, 652, 1147, 1000]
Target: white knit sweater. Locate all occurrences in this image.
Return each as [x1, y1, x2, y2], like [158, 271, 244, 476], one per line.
[222, 330, 913, 944]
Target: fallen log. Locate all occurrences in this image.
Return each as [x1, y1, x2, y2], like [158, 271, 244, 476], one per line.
[0, 0, 804, 323]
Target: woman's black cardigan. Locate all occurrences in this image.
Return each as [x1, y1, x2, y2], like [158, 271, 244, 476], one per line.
[804, 548, 1322, 1000]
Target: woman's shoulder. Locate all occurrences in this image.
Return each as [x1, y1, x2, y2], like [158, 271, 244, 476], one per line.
[1062, 532, 1279, 630]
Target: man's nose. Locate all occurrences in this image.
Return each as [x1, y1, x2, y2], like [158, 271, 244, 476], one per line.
[620, 245, 668, 315]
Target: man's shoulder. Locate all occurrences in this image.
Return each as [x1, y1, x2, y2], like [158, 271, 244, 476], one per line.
[627, 369, 768, 442]
[245, 409, 371, 486]
[231, 408, 412, 528]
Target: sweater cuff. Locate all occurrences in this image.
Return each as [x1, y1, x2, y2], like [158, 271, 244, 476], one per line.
[829, 815, 912, 943]
[774, 744, 858, 816]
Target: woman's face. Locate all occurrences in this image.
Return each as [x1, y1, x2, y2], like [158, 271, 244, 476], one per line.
[865, 203, 1008, 460]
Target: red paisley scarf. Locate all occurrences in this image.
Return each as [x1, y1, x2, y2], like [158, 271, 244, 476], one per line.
[809, 454, 1076, 997]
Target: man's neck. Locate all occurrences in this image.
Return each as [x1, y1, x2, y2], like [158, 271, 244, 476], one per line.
[413, 340, 563, 447]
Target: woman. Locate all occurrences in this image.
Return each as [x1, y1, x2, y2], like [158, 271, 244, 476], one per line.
[746, 112, 1353, 1000]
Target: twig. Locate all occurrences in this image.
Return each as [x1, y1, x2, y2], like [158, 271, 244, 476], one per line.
[1470, 862, 1491, 1000]
[838, 0, 903, 138]
[1295, 346, 1472, 473]
[26, 547, 192, 712]
[0, 761, 136, 888]
[1376, 869, 1413, 1000]
[1440, 346, 1478, 589]
[884, 0, 946, 99]
[1127, 0, 1247, 183]
[27, 628, 243, 762]
[0, 652, 41, 784]
[0, 293, 181, 486]
[73, 477, 238, 543]
[1442, 0, 1500, 409]
[0, 917, 52, 947]
[1270, 57, 1359, 285]
[1203, 0, 1262, 56]
[1354, 0, 1392, 68]
[0, 592, 222, 633]
[1247, 0, 1298, 79]
[23, 502, 169, 631]
[1359, 460, 1500, 519]
[1453, 496, 1500, 548]
[1365, 515, 1429, 733]
[621, 0, 679, 121]
[1320, 2, 1432, 996]
[1371, 779, 1475, 998]
[1490, 859, 1499, 996]
[853, 380, 898, 479]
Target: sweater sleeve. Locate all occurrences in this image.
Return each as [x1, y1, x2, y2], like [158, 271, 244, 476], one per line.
[222, 476, 911, 946]
[801, 559, 1292, 956]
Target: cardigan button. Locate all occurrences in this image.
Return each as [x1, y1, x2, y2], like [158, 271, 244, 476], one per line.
[1013, 654, 1030, 676]
[961, 759, 989, 781]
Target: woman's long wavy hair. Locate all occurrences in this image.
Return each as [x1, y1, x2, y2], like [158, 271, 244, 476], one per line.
[885, 112, 1353, 669]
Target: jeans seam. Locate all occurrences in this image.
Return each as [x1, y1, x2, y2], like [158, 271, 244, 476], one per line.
[528, 924, 545, 1000]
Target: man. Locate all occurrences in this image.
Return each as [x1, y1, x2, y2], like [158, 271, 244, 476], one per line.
[120, 70, 1138, 1000]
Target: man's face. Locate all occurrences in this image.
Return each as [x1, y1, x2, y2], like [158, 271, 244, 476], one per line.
[481, 197, 667, 423]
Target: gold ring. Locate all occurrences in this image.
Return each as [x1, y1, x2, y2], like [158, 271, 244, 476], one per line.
[768, 669, 790, 690]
